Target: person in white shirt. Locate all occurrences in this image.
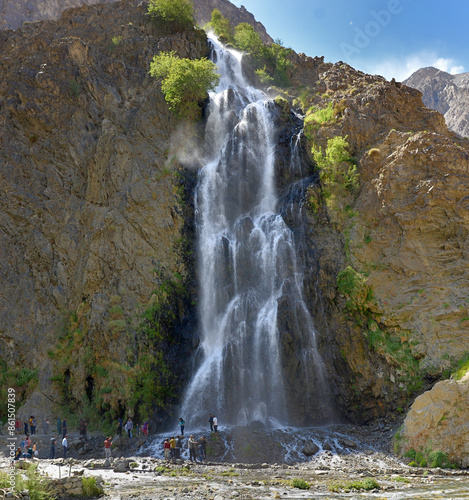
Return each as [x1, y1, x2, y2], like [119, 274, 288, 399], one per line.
[213, 416, 218, 433]
[62, 435, 68, 458]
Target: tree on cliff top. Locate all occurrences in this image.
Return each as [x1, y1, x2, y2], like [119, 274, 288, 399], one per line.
[150, 51, 220, 120]
[148, 0, 195, 32]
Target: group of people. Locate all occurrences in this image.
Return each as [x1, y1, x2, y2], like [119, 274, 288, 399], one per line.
[163, 435, 208, 462]
[116, 417, 149, 438]
[15, 416, 72, 438]
[162, 414, 219, 462]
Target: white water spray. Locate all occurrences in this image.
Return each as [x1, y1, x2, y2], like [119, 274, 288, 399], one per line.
[181, 35, 330, 427]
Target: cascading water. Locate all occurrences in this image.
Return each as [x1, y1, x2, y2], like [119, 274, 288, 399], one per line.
[181, 35, 332, 427]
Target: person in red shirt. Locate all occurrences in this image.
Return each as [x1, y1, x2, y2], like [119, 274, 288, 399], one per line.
[104, 437, 113, 459]
[163, 438, 170, 460]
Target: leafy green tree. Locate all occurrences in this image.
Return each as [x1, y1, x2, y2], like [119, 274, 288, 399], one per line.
[149, 51, 220, 120]
[148, 0, 195, 32]
[313, 135, 358, 191]
[263, 39, 294, 86]
[234, 23, 264, 59]
[210, 9, 233, 42]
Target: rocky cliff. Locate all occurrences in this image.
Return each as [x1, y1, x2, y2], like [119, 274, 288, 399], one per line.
[404, 67, 469, 138]
[0, 0, 207, 425]
[0, 0, 272, 43]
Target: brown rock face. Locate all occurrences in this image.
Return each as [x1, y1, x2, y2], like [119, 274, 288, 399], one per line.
[400, 374, 469, 467]
[355, 130, 469, 367]
[294, 60, 469, 423]
[0, 0, 273, 44]
[0, 0, 205, 418]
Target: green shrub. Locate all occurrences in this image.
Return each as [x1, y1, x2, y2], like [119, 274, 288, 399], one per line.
[337, 266, 373, 314]
[234, 23, 264, 58]
[429, 451, 448, 468]
[147, 0, 195, 32]
[110, 35, 122, 50]
[393, 476, 411, 483]
[210, 9, 233, 42]
[149, 51, 220, 120]
[404, 448, 416, 461]
[5, 464, 54, 500]
[82, 476, 104, 496]
[305, 102, 335, 127]
[409, 461, 419, 467]
[329, 478, 379, 492]
[255, 66, 274, 85]
[290, 478, 310, 489]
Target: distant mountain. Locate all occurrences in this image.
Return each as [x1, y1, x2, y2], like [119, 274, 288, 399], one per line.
[0, 0, 273, 43]
[404, 67, 469, 138]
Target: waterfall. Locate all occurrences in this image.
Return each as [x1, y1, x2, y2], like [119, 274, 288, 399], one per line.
[181, 35, 332, 427]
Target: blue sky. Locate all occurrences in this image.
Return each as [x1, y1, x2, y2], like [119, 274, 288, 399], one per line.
[230, 0, 468, 81]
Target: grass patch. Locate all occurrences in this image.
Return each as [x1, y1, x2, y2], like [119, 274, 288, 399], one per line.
[82, 476, 104, 496]
[393, 476, 411, 483]
[328, 477, 379, 492]
[0, 463, 54, 500]
[290, 478, 310, 489]
[305, 102, 335, 128]
[453, 351, 469, 380]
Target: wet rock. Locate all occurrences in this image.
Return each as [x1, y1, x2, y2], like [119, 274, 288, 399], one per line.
[302, 440, 320, 456]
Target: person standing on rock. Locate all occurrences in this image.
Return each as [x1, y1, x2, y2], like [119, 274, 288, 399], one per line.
[30, 416, 36, 435]
[142, 421, 148, 437]
[199, 436, 207, 462]
[116, 418, 123, 436]
[176, 435, 182, 459]
[56, 417, 61, 436]
[125, 418, 133, 438]
[208, 414, 214, 432]
[179, 417, 185, 436]
[169, 436, 176, 460]
[24, 419, 29, 436]
[62, 435, 68, 459]
[163, 438, 170, 460]
[15, 418, 21, 435]
[43, 418, 49, 435]
[50, 435, 56, 459]
[188, 435, 197, 462]
[212, 415, 218, 434]
[62, 418, 67, 438]
[104, 436, 113, 459]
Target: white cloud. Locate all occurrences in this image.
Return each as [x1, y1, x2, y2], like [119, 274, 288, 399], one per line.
[361, 52, 465, 82]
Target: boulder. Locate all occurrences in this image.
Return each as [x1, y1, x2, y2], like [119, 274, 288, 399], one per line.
[400, 373, 469, 467]
[302, 440, 320, 456]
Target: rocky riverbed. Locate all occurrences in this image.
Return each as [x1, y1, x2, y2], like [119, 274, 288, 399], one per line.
[2, 451, 469, 499]
[2, 424, 469, 499]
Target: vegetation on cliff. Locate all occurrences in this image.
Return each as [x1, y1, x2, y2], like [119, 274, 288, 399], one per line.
[149, 51, 220, 120]
[209, 9, 293, 87]
[148, 0, 196, 32]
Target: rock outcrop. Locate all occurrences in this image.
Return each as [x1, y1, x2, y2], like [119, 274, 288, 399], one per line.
[399, 373, 469, 467]
[404, 66, 469, 138]
[0, 0, 273, 44]
[289, 61, 469, 422]
[0, 0, 204, 420]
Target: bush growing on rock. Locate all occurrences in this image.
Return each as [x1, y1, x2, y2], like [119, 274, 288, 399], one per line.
[149, 51, 220, 120]
[148, 0, 195, 32]
[290, 478, 310, 489]
[210, 9, 233, 43]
